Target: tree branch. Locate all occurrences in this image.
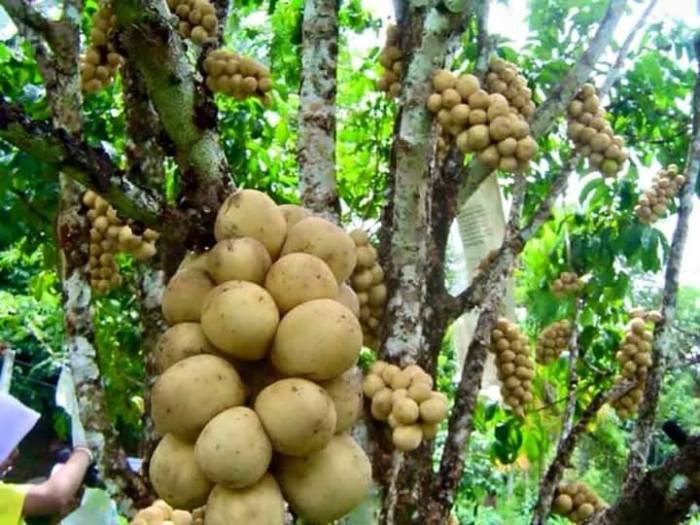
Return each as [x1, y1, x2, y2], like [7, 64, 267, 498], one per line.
[0, 97, 161, 224]
[529, 0, 628, 137]
[423, 283, 505, 523]
[597, 436, 700, 525]
[297, 0, 341, 221]
[621, 33, 700, 490]
[456, 0, 628, 206]
[599, 0, 659, 97]
[447, 153, 578, 318]
[114, 0, 232, 235]
[529, 378, 633, 524]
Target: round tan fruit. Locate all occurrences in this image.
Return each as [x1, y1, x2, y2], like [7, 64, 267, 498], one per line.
[392, 397, 419, 425]
[206, 238, 272, 285]
[200, 281, 279, 360]
[205, 474, 284, 525]
[321, 368, 363, 433]
[161, 269, 214, 324]
[275, 434, 371, 524]
[195, 407, 272, 489]
[264, 253, 338, 313]
[254, 378, 337, 456]
[171, 510, 192, 525]
[214, 189, 287, 258]
[280, 217, 357, 282]
[553, 493, 573, 514]
[155, 323, 216, 372]
[152, 355, 246, 440]
[420, 395, 448, 424]
[150, 434, 212, 510]
[392, 424, 422, 452]
[336, 283, 360, 317]
[271, 299, 362, 380]
[278, 204, 312, 228]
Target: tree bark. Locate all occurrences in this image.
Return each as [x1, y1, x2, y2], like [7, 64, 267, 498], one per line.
[621, 34, 700, 490]
[596, 436, 700, 525]
[115, 0, 232, 249]
[297, 0, 341, 221]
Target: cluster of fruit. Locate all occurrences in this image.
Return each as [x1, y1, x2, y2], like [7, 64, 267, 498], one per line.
[362, 361, 448, 452]
[150, 190, 371, 524]
[167, 0, 218, 45]
[610, 312, 659, 419]
[635, 165, 686, 224]
[349, 230, 387, 349]
[427, 69, 538, 172]
[376, 24, 402, 98]
[130, 500, 204, 525]
[82, 191, 158, 294]
[535, 320, 572, 365]
[80, 4, 124, 93]
[553, 481, 606, 523]
[550, 272, 583, 298]
[203, 49, 272, 103]
[484, 58, 536, 120]
[566, 84, 628, 177]
[489, 318, 535, 417]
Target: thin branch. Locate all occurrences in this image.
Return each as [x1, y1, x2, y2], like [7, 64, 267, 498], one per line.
[530, 379, 636, 525]
[0, 96, 161, 224]
[529, 0, 628, 137]
[621, 34, 700, 490]
[423, 282, 505, 523]
[599, 0, 659, 98]
[448, 153, 578, 318]
[559, 303, 583, 442]
[456, 0, 628, 206]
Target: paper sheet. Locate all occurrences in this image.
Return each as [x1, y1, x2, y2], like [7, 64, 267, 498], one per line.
[0, 392, 40, 463]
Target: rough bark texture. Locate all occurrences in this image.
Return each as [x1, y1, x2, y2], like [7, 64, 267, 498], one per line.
[596, 436, 700, 525]
[375, 5, 472, 523]
[115, 0, 232, 249]
[382, 4, 470, 367]
[621, 35, 700, 490]
[121, 60, 166, 192]
[297, 0, 341, 221]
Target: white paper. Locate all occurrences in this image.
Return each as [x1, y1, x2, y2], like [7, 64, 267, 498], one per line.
[0, 392, 40, 463]
[56, 366, 87, 448]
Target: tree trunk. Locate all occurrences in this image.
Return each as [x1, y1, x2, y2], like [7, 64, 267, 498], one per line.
[297, 0, 341, 221]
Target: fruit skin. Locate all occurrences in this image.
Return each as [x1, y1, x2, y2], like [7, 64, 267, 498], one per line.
[151, 355, 246, 440]
[254, 378, 337, 456]
[214, 189, 287, 258]
[150, 434, 213, 510]
[161, 269, 214, 324]
[264, 253, 338, 313]
[336, 283, 361, 317]
[194, 407, 272, 489]
[205, 474, 284, 525]
[392, 424, 423, 452]
[275, 434, 371, 524]
[206, 237, 272, 285]
[281, 217, 358, 282]
[200, 281, 280, 361]
[320, 368, 363, 433]
[278, 204, 312, 227]
[271, 299, 362, 381]
[156, 323, 216, 373]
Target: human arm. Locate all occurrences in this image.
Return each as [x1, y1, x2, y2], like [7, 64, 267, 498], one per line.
[22, 448, 92, 517]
